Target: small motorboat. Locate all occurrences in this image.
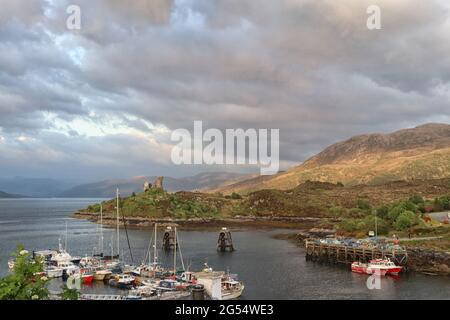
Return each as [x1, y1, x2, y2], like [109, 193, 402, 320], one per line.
[221, 279, 245, 300]
[109, 274, 135, 288]
[80, 256, 100, 268]
[80, 269, 94, 285]
[59, 262, 80, 279]
[130, 281, 157, 297]
[93, 268, 112, 281]
[45, 265, 63, 278]
[71, 270, 94, 285]
[156, 279, 178, 292]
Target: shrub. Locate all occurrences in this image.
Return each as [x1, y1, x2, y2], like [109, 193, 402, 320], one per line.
[231, 192, 242, 200]
[362, 215, 390, 235]
[376, 206, 389, 220]
[0, 245, 49, 300]
[340, 219, 359, 232]
[433, 196, 450, 211]
[388, 201, 418, 222]
[357, 199, 371, 211]
[329, 206, 345, 218]
[409, 194, 424, 205]
[347, 208, 366, 218]
[394, 210, 419, 231]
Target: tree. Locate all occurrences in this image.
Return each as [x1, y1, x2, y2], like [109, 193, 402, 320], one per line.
[394, 211, 419, 231]
[433, 196, 450, 211]
[0, 245, 49, 300]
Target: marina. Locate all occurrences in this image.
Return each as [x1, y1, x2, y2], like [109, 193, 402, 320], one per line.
[0, 198, 449, 300]
[4, 192, 245, 300]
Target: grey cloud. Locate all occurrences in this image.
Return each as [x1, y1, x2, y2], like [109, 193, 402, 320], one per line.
[0, 0, 449, 179]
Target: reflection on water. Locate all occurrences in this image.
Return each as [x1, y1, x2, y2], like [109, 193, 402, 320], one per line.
[0, 199, 449, 299]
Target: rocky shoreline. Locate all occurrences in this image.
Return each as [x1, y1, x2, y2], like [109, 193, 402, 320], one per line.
[72, 211, 322, 230]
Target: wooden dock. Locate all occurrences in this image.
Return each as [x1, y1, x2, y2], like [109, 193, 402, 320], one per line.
[305, 240, 408, 267]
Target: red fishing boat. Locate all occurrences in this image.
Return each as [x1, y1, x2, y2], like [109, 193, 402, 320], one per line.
[351, 259, 402, 276]
[79, 268, 94, 284]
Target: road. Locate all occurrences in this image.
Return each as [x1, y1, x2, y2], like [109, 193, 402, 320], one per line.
[428, 211, 450, 222]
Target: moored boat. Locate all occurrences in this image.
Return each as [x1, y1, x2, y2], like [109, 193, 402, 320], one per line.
[221, 278, 245, 300]
[45, 265, 64, 278]
[109, 274, 135, 288]
[351, 259, 402, 276]
[93, 268, 112, 281]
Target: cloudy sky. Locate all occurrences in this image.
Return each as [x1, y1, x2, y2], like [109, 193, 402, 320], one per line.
[0, 0, 450, 181]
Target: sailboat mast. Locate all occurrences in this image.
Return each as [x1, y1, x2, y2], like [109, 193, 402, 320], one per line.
[65, 221, 68, 251]
[116, 188, 120, 260]
[100, 203, 104, 254]
[153, 223, 157, 264]
[173, 227, 177, 275]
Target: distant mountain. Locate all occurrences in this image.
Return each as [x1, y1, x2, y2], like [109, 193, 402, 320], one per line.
[0, 177, 80, 198]
[214, 123, 450, 194]
[58, 172, 252, 198]
[0, 190, 27, 198]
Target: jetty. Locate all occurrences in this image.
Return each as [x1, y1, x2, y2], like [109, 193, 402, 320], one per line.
[305, 239, 408, 267]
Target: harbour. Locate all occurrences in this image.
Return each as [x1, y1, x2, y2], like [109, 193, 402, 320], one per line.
[1, 198, 449, 299]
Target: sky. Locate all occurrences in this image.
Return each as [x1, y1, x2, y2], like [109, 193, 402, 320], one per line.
[0, 0, 450, 181]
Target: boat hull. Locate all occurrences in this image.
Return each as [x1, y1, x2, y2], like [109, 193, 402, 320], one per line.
[82, 275, 94, 285]
[46, 268, 63, 278]
[352, 262, 402, 276]
[93, 273, 106, 281]
[221, 286, 245, 300]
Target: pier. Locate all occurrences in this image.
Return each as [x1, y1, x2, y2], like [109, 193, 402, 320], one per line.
[305, 240, 408, 267]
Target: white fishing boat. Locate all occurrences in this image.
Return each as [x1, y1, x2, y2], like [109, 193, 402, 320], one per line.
[221, 278, 245, 300]
[58, 262, 80, 275]
[45, 265, 64, 278]
[7, 259, 15, 270]
[194, 264, 245, 300]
